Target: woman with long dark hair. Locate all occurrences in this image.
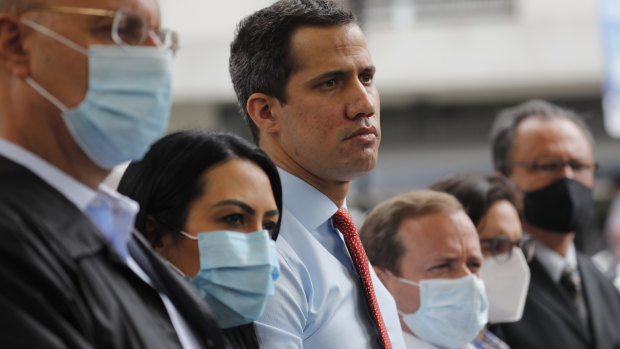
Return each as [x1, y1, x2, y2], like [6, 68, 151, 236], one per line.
[118, 130, 282, 348]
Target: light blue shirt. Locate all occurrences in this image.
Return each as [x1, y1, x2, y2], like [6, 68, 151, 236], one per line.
[0, 138, 200, 349]
[255, 169, 405, 348]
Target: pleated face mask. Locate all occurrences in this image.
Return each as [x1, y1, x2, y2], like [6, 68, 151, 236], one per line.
[397, 274, 489, 349]
[180, 229, 280, 328]
[22, 18, 173, 170]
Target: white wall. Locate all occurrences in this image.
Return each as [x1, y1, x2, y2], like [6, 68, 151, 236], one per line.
[160, 0, 604, 106]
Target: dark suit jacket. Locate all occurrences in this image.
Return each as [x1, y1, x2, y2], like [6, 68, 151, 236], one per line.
[493, 251, 620, 349]
[0, 155, 226, 348]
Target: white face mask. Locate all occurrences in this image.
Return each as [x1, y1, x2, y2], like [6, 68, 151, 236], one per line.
[397, 274, 488, 349]
[480, 248, 531, 323]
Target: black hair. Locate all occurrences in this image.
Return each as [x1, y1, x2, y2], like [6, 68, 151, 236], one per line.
[430, 173, 522, 228]
[118, 130, 282, 242]
[229, 0, 355, 143]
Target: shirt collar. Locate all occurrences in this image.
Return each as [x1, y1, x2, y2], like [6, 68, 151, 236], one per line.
[0, 138, 96, 210]
[0, 138, 139, 259]
[534, 239, 578, 282]
[277, 168, 343, 231]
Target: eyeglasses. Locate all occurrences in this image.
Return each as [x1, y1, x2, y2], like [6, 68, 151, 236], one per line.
[480, 236, 535, 263]
[19, 5, 178, 53]
[511, 157, 598, 179]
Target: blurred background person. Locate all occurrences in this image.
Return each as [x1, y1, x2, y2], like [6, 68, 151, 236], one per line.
[118, 130, 282, 349]
[489, 99, 620, 349]
[431, 173, 531, 349]
[360, 189, 488, 349]
[592, 190, 620, 291]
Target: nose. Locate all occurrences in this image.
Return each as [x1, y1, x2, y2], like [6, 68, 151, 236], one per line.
[558, 163, 575, 179]
[345, 80, 376, 120]
[145, 30, 162, 48]
[455, 263, 473, 278]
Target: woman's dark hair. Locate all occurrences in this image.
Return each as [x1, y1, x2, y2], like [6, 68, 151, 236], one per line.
[430, 173, 522, 228]
[117, 130, 282, 349]
[118, 130, 282, 241]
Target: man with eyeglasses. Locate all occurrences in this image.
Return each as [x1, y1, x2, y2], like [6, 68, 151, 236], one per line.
[489, 99, 620, 349]
[360, 189, 489, 349]
[0, 1, 224, 348]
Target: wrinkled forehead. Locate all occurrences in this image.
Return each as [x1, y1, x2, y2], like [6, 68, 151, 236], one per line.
[17, 0, 161, 24]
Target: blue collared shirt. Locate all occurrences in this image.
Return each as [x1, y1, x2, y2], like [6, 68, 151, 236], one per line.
[0, 138, 200, 349]
[255, 169, 405, 348]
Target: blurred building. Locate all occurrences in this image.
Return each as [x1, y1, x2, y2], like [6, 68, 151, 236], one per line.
[158, 0, 620, 254]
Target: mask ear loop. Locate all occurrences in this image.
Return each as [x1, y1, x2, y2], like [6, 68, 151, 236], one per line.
[179, 230, 198, 241]
[21, 18, 88, 112]
[385, 269, 421, 287]
[21, 18, 88, 55]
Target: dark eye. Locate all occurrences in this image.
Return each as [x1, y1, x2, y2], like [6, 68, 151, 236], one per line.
[222, 213, 244, 227]
[536, 162, 562, 172]
[360, 73, 373, 84]
[263, 221, 277, 237]
[468, 261, 482, 271]
[321, 79, 337, 88]
[570, 162, 588, 171]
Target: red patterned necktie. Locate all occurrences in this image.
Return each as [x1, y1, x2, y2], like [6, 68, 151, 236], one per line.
[332, 207, 392, 349]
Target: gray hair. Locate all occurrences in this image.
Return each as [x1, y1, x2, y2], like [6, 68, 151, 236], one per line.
[489, 99, 594, 176]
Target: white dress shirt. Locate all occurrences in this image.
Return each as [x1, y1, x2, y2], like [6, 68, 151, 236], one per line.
[255, 168, 405, 348]
[534, 239, 578, 283]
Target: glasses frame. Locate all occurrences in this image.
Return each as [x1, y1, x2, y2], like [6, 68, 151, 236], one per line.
[480, 235, 535, 263]
[18, 5, 178, 53]
[511, 157, 599, 179]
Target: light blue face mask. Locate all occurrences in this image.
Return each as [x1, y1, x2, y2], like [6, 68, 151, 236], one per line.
[180, 229, 280, 328]
[21, 18, 173, 170]
[397, 274, 489, 349]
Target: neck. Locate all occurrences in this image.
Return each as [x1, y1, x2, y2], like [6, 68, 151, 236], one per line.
[525, 223, 574, 257]
[260, 138, 350, 207]
[0, 89, 108, 190]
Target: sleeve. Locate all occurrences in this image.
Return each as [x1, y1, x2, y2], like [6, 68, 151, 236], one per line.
[254, 242, 310, 349]
[0, 223, 94, 348]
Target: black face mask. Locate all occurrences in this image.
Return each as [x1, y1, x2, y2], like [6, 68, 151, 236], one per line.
[523, 178, 594, 234]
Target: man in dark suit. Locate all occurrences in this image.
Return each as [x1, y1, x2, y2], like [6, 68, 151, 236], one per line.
[0, 0, 225, 348]
[489, 99, 620, 349]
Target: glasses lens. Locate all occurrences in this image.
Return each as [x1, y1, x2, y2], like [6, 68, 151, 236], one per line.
[113, 10, 147, 46]
[153, 29, 179, 53]
[521, 238, 536, 261]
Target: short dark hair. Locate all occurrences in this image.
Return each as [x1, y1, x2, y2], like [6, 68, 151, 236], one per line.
[229, 0, 355, 143]
[360, 189, 463, 275]
[490, 99, 594, 176]
[117, 130, 282, 243]
[430, 173, 522, 228]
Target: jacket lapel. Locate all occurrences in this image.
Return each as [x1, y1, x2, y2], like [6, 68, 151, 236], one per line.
[528, 258, 590, 342]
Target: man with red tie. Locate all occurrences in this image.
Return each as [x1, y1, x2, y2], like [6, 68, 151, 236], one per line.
[229, 0, 405, 347]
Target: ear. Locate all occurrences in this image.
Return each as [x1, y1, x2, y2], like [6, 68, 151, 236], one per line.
[373, 266, 390, 286]
[145, 215, 164, 250]
[246, 92, 282, 135]
[0, 14, 30, 77]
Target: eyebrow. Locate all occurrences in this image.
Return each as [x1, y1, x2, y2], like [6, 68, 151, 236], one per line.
[307, 65, 376, 86]
[212, 200, 255, 215]
[211, 200, 280, 218]
[264, 210, 279, 218]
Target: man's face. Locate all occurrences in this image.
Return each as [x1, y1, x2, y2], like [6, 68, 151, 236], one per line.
[22, 0, 162, 109]
[508, 117, 594, 192]
[392, 210, 483, 316]
[271, 24, 380, 182]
